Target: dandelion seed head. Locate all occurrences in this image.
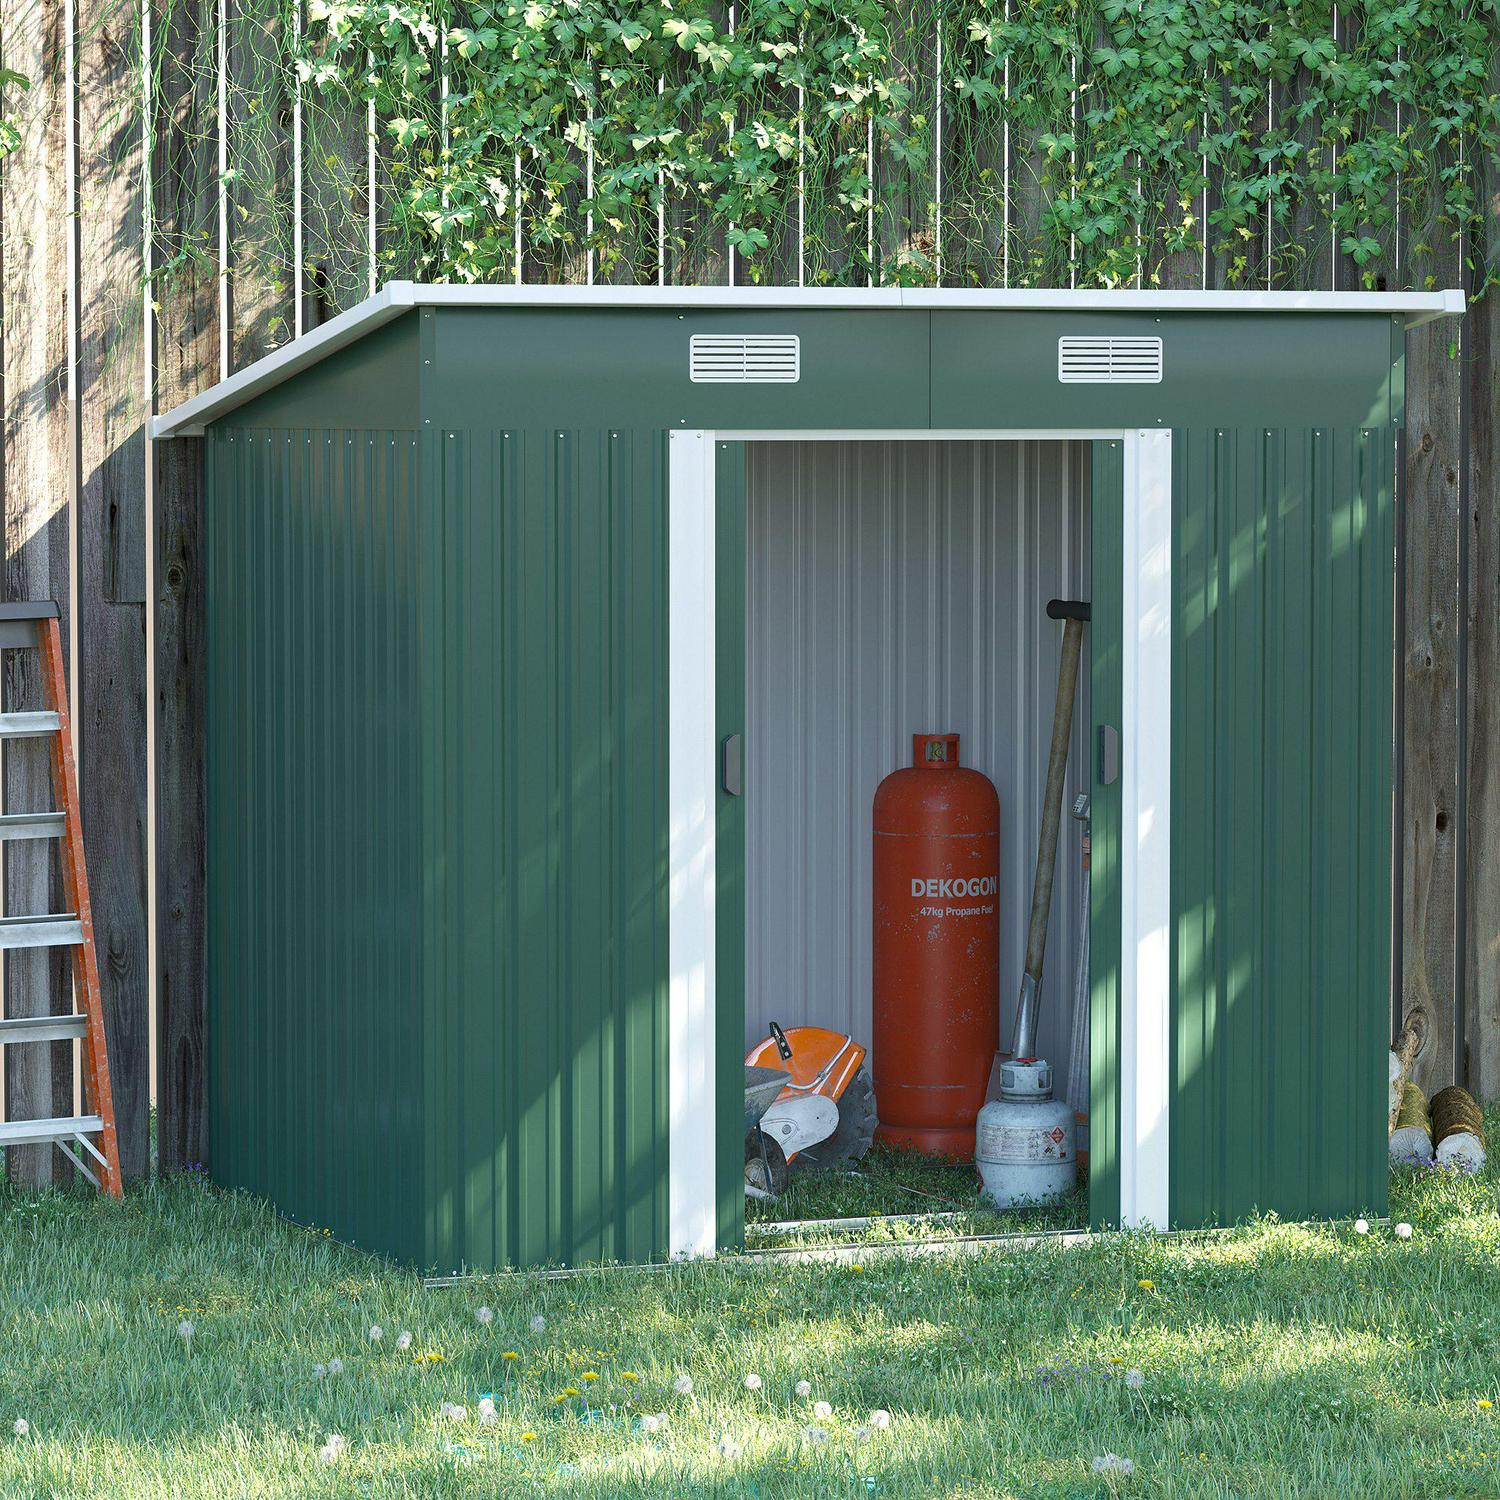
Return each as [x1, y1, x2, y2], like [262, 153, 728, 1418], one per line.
[1395, 1221, 1414, 1240]
[475, 1305, 493, 1327]
[177, 1319, 195, 1341]
[812, 1400, 833, 1419]
[1093, 1453, 1134, 1476]
[440, 1401, 467, 1422]
[794, 1379, 812, 1398]
[529, 1314, 547, 1334]
[313, 1364, 327, 1380]
[716, 1434, 743, 1459]
[1125, 1369, 1145, 1390]
[868, 1409, 892, 1430]
[1353, 1218, 1369, 1235]
[804, 1424, 829, 1445]
[854, 1424, 872, 1442]
[674, 1374, 693, 1396]
[368, 1325, 383, 1342]
[742, 1373, 762, 1391]
[12, 1419, 28, 1438]
[327, 1358, 343, 1377]
[640, 1412, 667, 1434]
[395, 1330, 413, 1352]
[477, 1397, 496, 1417]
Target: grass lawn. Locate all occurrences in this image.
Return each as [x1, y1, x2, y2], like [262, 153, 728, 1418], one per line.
[3, 1120, 1500, 1499]
[744, 1142, 1089, 1245]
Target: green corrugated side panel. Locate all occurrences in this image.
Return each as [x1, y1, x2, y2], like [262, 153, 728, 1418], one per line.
[1170, 424, 1392, 1227]
[1089, 439, 1123, 1230]
[715, 441, 747, 1252]
[423, 425, 670, 1273]
[205, 427, 426, 1263]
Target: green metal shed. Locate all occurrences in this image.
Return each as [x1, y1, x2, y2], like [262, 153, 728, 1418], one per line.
[153, 284, 1463, 1274]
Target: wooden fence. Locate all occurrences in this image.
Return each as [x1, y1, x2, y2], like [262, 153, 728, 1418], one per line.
[1, 0, 1496, 1178]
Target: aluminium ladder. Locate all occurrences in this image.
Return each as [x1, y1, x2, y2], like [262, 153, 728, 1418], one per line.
[0, 602, 121, 1197]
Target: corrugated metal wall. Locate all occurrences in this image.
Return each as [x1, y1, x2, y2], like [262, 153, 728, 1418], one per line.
[205, 428, 426, 1262]
[744, 440, 1090, 1081]
[424, 428, 669, 1273]
[1171, 426, 1393, 1226]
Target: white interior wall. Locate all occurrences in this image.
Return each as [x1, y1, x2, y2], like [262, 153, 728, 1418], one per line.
[744, 439, 1091, 1098]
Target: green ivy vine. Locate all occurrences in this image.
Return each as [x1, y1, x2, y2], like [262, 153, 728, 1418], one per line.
[259, 0, 1500, 291]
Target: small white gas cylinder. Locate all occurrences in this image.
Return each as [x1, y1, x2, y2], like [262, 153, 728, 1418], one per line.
[976, 1059, 1077, 1208]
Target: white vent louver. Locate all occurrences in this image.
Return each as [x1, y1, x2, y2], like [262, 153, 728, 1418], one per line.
[1057, 335, 1163, 384]
[690, 333, 801, 384]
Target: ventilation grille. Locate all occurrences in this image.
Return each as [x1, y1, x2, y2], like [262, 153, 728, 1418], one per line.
[690, 333, 801, 383]
[1057, 335, 1163, 384]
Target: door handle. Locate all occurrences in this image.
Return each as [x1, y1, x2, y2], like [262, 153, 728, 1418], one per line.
[1097, 724, 1119, 786]
[721, 733, 743, 796]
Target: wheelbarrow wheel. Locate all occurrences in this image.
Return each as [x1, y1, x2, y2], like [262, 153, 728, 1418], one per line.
[798, 1064, 877, 1168]
[745, 1129, 789, 1197]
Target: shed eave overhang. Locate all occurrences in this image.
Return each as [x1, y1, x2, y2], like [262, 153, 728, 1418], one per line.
[150, 281, 1466, 439]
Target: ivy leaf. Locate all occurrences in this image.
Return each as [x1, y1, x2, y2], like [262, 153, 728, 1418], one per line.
[447, 27, 498, 59]
[663, 16, 714, 51]
[952, 73, 1000, 110]
[387, 116, 430, 147]
[726, 224, 769, 256]
[1091, 46, 1140, 78]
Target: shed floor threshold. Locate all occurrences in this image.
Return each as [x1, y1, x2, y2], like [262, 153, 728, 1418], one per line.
[419, 1215, 1383, 1286]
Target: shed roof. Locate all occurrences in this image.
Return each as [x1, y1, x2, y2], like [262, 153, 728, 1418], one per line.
[151, 280, 1466, 438]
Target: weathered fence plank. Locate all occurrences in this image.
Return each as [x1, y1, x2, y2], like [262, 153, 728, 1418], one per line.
[1402, 307, 1462, 1094]
[227, 0, 294, 367]
[151, 0, 218, 1174]
[77, 0, 150, 1178]
[154, 434, 204, 1171]
[1466, 284, 1499, 1099]
[1, 0, 75, 1185]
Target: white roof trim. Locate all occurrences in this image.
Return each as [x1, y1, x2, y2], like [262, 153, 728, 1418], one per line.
[151, 280, 1465, 438]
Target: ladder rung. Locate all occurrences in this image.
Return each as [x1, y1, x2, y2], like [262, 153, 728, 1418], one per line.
[0, 915, 83, 949]
[0, 812, 66, 841]
[0, 1114, 102, 1148]
[0, 1015, 87, 1044]
[0, 712, 60, 738]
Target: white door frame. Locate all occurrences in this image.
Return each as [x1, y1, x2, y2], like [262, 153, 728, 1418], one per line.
[667, 428, 1172, 1258]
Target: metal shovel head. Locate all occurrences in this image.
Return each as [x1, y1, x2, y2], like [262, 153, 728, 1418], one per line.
[745, 1066, 790, 1132]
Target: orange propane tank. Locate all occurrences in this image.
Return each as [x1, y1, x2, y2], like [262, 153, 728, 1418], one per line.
[872, 733, 999, 1158]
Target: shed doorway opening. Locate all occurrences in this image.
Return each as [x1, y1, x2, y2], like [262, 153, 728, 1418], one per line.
[728, 437, 1095, 1242]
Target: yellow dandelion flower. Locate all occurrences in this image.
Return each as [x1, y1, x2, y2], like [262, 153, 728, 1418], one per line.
[582, 1371, 598, 1382]
[502, 1351, 520, 1360]
[521, 1431, 537, 1442]
[563, 1386, 580, 1397]
[1480, 1399, 1494, 1410]
[621, 1371, 639, 1381]
[1138, 1279, 1154, 1290]
[851, 1264, 864, 1272]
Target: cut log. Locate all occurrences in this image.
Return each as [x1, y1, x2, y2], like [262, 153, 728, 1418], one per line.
[1390, 1081, 1433, 1164]
[1388, 1014, 1428, 1132]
